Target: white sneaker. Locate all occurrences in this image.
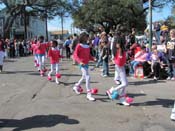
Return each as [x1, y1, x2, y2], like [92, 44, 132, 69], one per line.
[119, 97, 130, 106]
[101, 74, 107, 77]
[56, 81, 59, 84]
[87, 93, 95, 101]
[106, 90, 112, 99]
[115, 80, 121, 85]
[171, 77, 175, 81]
[73, 86, 80, 95]
[153, 76, 158, 80]
[170, 108, 175, 121]
[167, 77, 171, 80]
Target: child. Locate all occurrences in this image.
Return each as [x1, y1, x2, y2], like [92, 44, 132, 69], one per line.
[150, 48, 161, 80]
[166, 29, 175, 80]
[106, 36, 130, 106]
[47, 40, 63, 84]
[30, 39, 38, 68]
[0, 39, 5, 72]
[73, 32, 96, 101]
[101, 40, 109, 77]
[35, 36, 50, 76]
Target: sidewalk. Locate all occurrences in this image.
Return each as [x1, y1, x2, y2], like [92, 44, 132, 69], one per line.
[0, 56, 175, 131]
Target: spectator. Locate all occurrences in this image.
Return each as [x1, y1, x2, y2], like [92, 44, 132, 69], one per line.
[129, 46, 147, 75]
[166, 29, 175, 80]
[64, 37, 72, 59]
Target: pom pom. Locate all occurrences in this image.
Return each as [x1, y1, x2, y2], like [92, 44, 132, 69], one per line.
[47, 76, 52, 81]
[91, 88, 98, 94]
[125, 96, 133, 103]
[56, 73, 61, 78]
[111, 91, 118, 100]
[78, 86, 83, 93]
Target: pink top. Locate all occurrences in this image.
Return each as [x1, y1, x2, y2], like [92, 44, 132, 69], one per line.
[73, 44, 94, 64]
[31, 43, 37, 55]
[114, 50, 126, 67]
[35, 42, 50, 55]
[134, 51, 147, 62]
[48, 47, 63, 64]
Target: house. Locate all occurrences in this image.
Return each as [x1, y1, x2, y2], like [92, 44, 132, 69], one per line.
[0, 8, 46, 40]
[49, 30, 70, 40]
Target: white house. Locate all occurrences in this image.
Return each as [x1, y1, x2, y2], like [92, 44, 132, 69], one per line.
[0, 8, 46, 40]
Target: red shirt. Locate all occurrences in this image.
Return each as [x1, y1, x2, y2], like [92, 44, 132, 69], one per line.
[73, 44, 94, 64]
[31, 43, 37, 54]
[114, 50, 126, 67]
[36, 42, 50, 55]
[48, 47, 63, 64]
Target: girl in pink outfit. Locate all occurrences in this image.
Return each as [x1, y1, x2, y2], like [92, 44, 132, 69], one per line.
[106, 37, 130, 106]
[47, 40, 63, 84]
[35, 36, 50, 76]
[30, 39, 38, 68]
[73, 32, 96, 101]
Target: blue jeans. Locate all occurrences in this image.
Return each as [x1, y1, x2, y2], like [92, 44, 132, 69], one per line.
[129, 61, 141, 74]
[96, 57, 102, 67]
[155, 31, 161, 44]
[167, 60, 175, 78]
[102, 60, 109, 76]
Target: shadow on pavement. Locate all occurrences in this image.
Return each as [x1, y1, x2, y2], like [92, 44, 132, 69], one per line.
[61, 73, 82, 77]
[127, 93, 146, 98]
[0, 114, 79, 131]
[129, 80, 166, 85]
[4, 59, 17, 63]
[1, 71, 36, 74]
[61, 81, 99, 86]
[95, 93, 146, 102]
[132, 98, 174, 108]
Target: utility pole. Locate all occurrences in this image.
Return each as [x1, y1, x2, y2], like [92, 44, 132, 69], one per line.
[61, 12, 64, 40]
[24, 5, 27, 42]
[149, 0, 152, 50]
[45, 9, 48, 41]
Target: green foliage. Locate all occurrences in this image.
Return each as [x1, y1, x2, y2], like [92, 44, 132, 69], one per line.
[71, 0, 147, 33]
[71, 0, 175, 33]
[0, 0, 72, 37]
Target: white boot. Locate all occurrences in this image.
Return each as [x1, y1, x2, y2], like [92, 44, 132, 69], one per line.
[55, 78, 59, 84]
[73, 85, 80, 95]
[87, 93, 95, 101]
[170, 108, 175, 121]
[106, 87, 114, 99]
[119, 97, 130, 106]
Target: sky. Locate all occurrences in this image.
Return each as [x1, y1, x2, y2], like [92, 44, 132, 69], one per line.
[0, 3, 173, 33]
[48, 4, 173, 33]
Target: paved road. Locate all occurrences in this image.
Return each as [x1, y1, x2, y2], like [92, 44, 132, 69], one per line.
[0, 56, 175, 131]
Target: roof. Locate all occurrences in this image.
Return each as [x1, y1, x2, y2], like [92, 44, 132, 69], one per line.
[50, 30, 69, 35]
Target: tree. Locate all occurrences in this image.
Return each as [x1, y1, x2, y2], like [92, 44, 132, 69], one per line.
[71, 0, 175, 33]
[71, 0, 147, 33]
[0, 0, 71, 39]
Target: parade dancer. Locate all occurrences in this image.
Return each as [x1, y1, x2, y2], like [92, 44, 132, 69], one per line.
[73, 32, 96, 101]
[30, 39, 38, 68]
[35, 36, 50, 76]
[106, 36, 130, 106]
[47, 40, 63, 84]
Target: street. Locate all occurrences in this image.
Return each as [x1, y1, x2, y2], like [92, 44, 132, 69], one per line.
[0, 56, 175, 131]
